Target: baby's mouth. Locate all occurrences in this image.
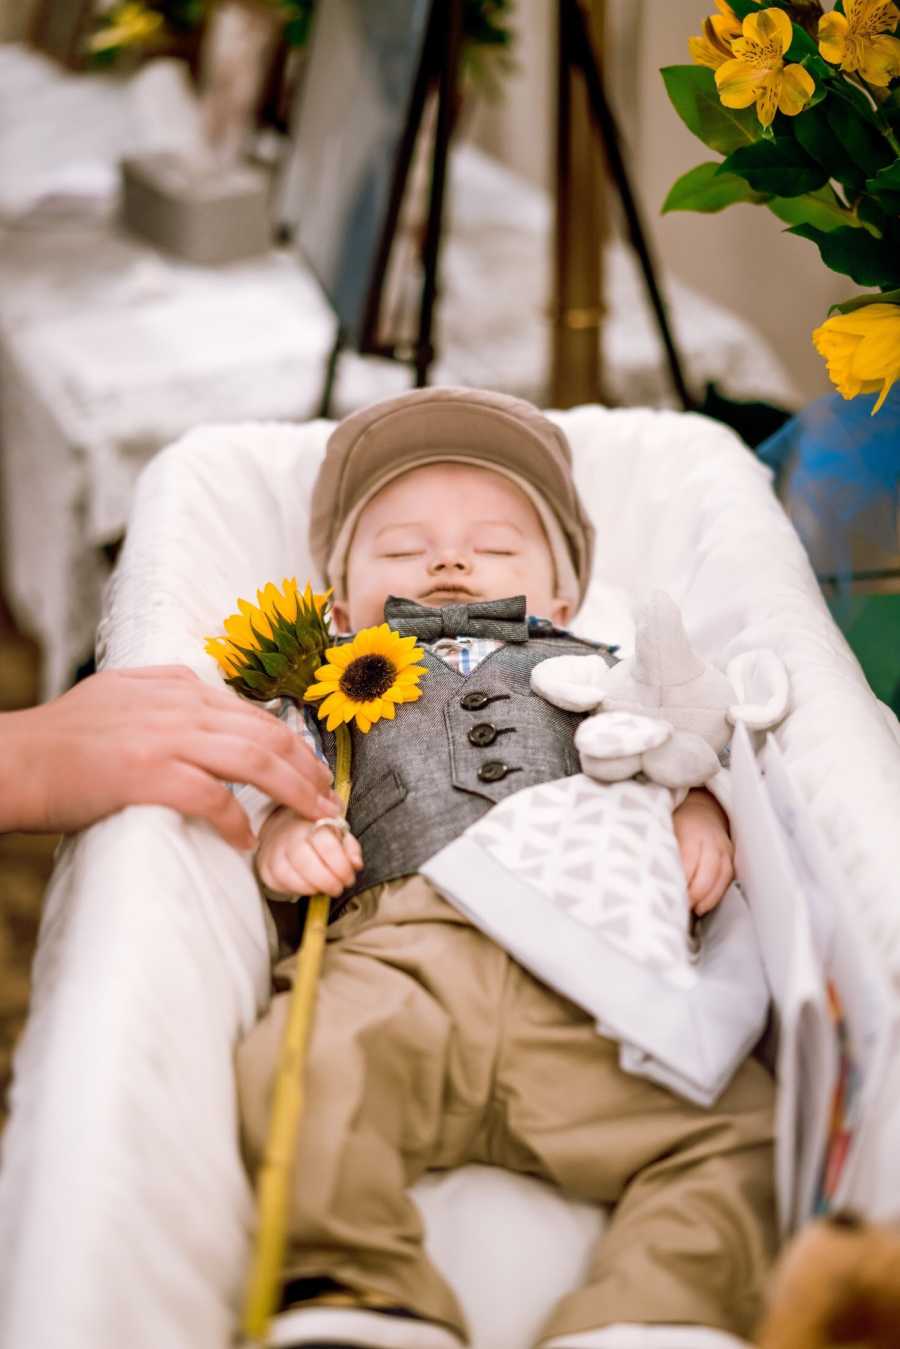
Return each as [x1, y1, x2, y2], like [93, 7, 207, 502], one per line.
[419, 585, 478, 604]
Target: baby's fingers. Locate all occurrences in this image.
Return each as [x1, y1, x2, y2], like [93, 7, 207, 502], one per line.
[285, 836, 346, 898]
[692, 850, 734, 916]
[309, 825, 362, 890]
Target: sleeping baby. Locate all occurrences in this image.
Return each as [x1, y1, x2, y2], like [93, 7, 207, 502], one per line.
[236, 387, 776, 1349]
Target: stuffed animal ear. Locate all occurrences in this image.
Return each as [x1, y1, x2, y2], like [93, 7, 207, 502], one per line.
[726, 649, 791, 730]
[530, 654, 613, 712]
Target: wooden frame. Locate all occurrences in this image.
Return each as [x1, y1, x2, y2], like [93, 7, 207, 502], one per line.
[278, 0, 462, 407]
[30, 0, 97, 69]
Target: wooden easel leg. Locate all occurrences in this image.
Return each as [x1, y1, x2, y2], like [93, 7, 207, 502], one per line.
[413, 0, 463, 389]
[318, 329, 343, 419]
[563, 0, 692, 411]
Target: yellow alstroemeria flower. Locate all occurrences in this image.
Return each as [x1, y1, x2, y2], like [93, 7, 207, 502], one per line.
[812, 303, 900, 413]
[88, 2, 164, 54]
[818, 0, 900, 87]
[716, 7, 816, 127]
[304, 623, 427, 734]
[689, 0, 744, 69]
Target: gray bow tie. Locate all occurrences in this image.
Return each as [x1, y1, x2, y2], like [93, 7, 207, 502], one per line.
[384, 594, 528, 642]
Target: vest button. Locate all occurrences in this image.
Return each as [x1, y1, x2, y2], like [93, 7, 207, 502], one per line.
[460, 691, 489, 710]
[478, 759, 512, 783]
[468, 722, 497, 747]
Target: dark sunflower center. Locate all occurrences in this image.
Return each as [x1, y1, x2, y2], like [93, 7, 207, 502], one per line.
[340, 653, 395, 702]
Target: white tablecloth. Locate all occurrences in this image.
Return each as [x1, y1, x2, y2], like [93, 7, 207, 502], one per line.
[0, 45, 799, 695]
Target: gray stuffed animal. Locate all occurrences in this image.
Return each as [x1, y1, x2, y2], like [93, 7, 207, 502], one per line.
[531, 591, 791, 790]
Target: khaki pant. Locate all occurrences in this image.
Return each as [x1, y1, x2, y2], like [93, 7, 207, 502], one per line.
[237, 876, 776, 1345]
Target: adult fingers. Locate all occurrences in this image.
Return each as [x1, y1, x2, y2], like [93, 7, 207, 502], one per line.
[177, 732, 338, 820]
[119, 665, 200, 683]
[212, 709, 334, 787]
[150, 762, 255, 850]
[189, 706, 336, 800]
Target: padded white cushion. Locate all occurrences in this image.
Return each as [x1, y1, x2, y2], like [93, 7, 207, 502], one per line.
[1, 408, 899, 1349]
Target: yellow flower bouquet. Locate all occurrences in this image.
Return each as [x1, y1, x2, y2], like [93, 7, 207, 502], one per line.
[663, 1, 900, 411]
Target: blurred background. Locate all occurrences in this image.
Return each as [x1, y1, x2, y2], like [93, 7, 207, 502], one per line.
[0, 0, 896, 1121]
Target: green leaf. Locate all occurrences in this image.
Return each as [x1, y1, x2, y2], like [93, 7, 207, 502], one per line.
[882, 87, 900, 136]
[661, 161, 768, 213]
[827, 97, 893, 179]
[727, 0, 758, 17]
[258, 651, 290, 678]
[719, 137, 828, 196]
[830, 287, 900, 315]
[788, 224, 900, 286]
[793, 104, 865, 191]
[784, 24, 819, 63]
[866, 161, 900, 214]
[826, 71, 884, 129]
[661, 66, 760, 155]
[857, 195, 890, 237]
[766, 187, 856, 232]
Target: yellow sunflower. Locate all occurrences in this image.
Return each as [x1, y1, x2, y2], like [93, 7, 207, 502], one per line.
[205, 578, 333, 701]
[304, 624, 427, 734]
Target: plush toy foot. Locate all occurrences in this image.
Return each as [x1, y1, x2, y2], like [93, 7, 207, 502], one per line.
[266, 1304, 463, 1348]
[539, 1325, 749, 1349]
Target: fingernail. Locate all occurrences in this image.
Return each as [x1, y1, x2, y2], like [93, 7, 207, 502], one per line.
[317, 795, 341, 817]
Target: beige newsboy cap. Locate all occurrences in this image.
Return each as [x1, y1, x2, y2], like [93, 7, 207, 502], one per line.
[309, 386, 595, 604]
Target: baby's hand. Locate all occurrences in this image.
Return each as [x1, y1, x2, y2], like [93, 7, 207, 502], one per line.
[256, 806, 363, 898]
[672, 788, 734, 916]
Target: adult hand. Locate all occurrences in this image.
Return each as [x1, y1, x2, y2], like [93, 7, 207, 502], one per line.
[1, 666, 341, 846]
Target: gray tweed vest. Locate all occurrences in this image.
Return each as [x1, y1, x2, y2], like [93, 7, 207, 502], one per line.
[320, 633, 615, 914]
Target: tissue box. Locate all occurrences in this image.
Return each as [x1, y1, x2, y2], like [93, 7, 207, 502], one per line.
[121, 152, 271, 265]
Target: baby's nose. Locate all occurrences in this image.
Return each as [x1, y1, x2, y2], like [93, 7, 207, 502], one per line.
[429, 550, 470, 572]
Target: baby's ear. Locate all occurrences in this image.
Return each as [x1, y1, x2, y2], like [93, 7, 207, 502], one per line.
[331, 599, 351, 634]
[550, 596, 574, 628]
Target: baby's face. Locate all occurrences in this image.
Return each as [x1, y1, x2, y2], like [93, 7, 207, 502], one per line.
[332, 463, 571, 633]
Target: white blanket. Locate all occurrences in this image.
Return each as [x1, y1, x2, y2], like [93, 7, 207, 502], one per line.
[2, 407, 899, 1349]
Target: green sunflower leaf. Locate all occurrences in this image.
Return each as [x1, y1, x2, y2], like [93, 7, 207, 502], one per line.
[718, 137, 828, 196]
[661, 66, 760, 155]
[662, 161, 768, 213]
[258, 651, 290, 678]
